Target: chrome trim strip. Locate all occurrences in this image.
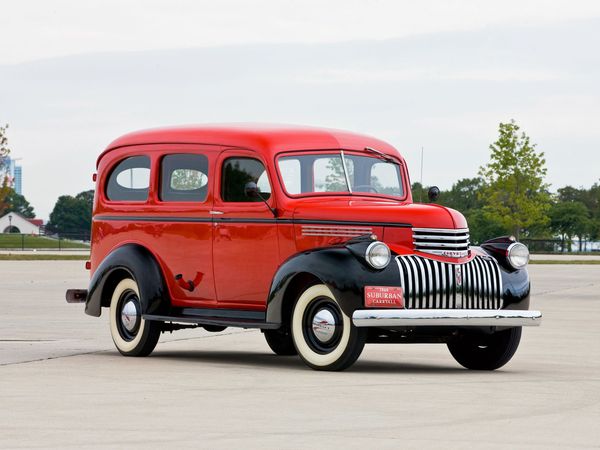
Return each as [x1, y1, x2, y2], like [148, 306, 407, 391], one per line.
[352, 309, 542, 327]
[303, 232, 370, 236]
[416, 249, 469, 257]
[302, 226, 372, 231]
[414, 234, 470, 241]
[412, 228, 469, 233]
[340, 150, 353, 194]
[414, 241, 470, 248]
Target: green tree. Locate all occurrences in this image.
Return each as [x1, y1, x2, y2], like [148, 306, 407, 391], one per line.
[549, 201, 590, 252]
[411, 182, 427, 203]
[0, 188, 35, 218]
[47, 190, 94, 235]
[0, 124, 11, 212]
[479, 120, 550, 239]
[436, 177, 508, 244]
[323, 156, 351, 192]
[440, 177, 484, 212]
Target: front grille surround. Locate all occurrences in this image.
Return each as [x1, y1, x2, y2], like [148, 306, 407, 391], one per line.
[395, 255, 503, 310]
[413, 227, 470, 258]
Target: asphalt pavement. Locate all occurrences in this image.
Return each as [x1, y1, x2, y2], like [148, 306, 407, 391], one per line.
[1, 261, 599, 449]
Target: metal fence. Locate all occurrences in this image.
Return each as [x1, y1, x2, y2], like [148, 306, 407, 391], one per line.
[0, 232, 90, 251]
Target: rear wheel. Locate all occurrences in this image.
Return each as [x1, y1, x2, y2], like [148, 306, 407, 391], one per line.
[291, 284, 366, 371]
[447, 327, 522, 370]
[263, 328, 297, 356]
[109, 278, 161, 357]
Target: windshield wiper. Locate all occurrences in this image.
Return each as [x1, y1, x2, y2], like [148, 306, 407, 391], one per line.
[364, 146, 399, 164]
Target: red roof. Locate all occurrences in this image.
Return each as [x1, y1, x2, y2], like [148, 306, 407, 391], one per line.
[98, 123, 404, 167]
[27, 218, 43, 227]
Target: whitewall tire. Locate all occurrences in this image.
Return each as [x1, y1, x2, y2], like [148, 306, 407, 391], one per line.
[291, 284, 366, 371]
[109, 278, 161, 357]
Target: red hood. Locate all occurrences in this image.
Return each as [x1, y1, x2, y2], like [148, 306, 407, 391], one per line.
[291, 198, 467, 229]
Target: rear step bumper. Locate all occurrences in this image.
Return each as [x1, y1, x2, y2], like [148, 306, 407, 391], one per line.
[66, 289, 88, 303]
[352, 309, 542, 328]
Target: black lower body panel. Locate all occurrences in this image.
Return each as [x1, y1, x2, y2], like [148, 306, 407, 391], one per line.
[143, 307, 280, 329]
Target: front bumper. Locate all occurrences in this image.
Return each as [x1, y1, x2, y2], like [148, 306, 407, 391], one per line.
[352, 309, 542, 328]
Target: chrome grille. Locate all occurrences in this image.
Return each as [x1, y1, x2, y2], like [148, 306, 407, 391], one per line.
[413, 227, 470, 258]
[395, 255, 502, 310]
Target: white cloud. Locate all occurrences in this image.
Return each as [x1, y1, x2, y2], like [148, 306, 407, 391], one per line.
[297, 68, 563, 84]
[2, 0, 600, 64]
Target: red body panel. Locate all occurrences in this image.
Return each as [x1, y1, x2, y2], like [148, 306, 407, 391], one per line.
[90, 124, 470, 310]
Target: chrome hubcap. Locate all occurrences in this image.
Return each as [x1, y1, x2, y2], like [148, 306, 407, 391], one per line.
[311, 309, 337, 343]
[121, 300, 139, 332]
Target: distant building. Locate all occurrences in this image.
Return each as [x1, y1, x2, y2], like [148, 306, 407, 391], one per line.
[0, 212, 43, 234]
[13, 165, 22, 194]
[0, 156, 23, 194]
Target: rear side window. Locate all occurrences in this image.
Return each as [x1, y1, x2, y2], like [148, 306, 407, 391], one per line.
[106, 156, 151, 201]
[160, 154, 209, 202]
[222, 158, 271, 202]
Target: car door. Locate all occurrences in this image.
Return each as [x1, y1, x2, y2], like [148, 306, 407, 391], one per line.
[212, 149, 280, 310]
[149, 145, 218, 308]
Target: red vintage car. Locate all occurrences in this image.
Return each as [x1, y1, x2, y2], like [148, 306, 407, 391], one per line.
[67, 124, 541, 371]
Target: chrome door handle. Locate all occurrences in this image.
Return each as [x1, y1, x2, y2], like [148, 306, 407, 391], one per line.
[209, 210, 224, 215]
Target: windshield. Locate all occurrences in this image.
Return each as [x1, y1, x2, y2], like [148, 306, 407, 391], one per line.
[278, 152, 404, 197]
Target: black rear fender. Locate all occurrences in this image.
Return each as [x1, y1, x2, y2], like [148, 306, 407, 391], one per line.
[85, 244, 169, 317]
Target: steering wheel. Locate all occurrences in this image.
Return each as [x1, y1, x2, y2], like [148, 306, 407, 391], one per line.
[353, 185, 379, 193]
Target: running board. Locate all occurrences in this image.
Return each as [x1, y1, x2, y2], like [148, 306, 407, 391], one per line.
[143, 313, 280, 330]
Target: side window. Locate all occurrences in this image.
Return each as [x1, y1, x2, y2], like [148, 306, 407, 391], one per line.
[160, 154, 209, 202]
[278, 158, 301, 194]
[106, 156, 151, 201]
[222, 158, 271, 202]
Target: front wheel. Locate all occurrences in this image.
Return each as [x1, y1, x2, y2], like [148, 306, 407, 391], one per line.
[447, 327, 522, 370]
[291, 284, 366, 371]
[109, 278, 161, 357]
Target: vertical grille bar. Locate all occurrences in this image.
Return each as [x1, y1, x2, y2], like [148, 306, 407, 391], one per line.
[407, 256, 420, 309]
[482, 258, 492, 309]
[431, 260, 441, 309]
[464, 260, 472, 309]
[494, 259, 503, 309]
[397, 257, 412, 308]
[439, 260, 447, 309]
[415, 257, 428, 309]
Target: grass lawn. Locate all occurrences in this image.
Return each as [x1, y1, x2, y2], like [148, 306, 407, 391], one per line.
[529, 259, 600, 265]
[0, 234, 89, 249]
[0, 254, 89, 261]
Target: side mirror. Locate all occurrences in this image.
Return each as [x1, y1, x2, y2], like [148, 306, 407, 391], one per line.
[244, 181, 260, 199]
[427, 186, 440, 202]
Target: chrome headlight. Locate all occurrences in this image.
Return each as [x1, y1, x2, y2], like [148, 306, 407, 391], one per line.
[507, 242, 529, 269]
[365, 241, 391, 269]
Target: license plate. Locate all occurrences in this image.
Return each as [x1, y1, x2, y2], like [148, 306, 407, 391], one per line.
[364, 286, 404, 308]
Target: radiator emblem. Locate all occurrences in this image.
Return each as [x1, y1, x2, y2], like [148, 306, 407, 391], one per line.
[455, 266, 463, 288]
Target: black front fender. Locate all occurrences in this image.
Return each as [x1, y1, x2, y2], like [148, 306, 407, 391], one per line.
[477, 240, 532, 310]
[85, 244, 169, 317]
[266, 246, 401, 325]
[498, 265, 531, 310]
